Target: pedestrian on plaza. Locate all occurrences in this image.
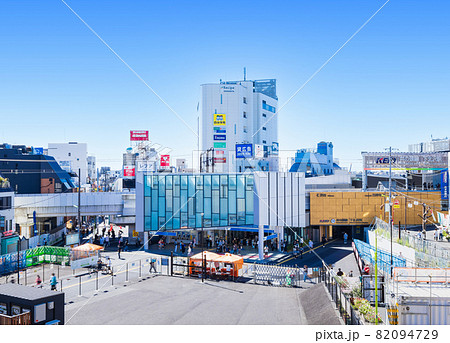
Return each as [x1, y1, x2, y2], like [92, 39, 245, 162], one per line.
[264, 245, 269, 258]
[104, 235, 109, 248]
[124, 240, 129, 252]
[343, 232, 348, 244]
[50, 273, 58, 291]
[35, 275, 42, 288]
[174, 240, 178, 253]
[102, 227, 106, 237]
[149, 258, 157, 273]
[100, 236, 104, 246]
[136, 236, 141, 247]
[322, 235, 327, 247]
[308, 240, 313, 250]
[303, 265, 308, 282]
[187, 244, 192, 256]
[111, 229, 116, 239]
[117, 242, 122, 259]
[181, 242, 186, 254]
[337, 268, 344, 277]
[434, 229, 439, 241]
[300, 245, 303, 259]
[348, 270, 354, 277]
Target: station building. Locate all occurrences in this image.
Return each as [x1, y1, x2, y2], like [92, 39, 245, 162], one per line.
[136, 171, 306, 257]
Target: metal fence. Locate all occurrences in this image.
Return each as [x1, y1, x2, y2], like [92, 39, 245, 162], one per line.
[252, 263, 304, 287]
[374, 217, 450, 265]
[321, 268, 363, 325]
[354, 239, 406, 274]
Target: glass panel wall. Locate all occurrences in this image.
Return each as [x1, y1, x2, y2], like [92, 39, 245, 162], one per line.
[143, 174, 255, 231]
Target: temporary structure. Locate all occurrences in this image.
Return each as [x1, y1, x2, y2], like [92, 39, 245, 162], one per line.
[189, 252, 243, 277]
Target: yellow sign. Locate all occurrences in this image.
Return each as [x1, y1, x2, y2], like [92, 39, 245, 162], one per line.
[213, 114, 226, 126]
[132, 230, 139, 237]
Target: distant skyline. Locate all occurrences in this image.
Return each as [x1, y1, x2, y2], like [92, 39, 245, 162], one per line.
[1, 1, 448, 171]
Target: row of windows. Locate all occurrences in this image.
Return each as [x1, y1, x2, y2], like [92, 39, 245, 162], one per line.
[143, 174, 255, 231]
[0, 196, 12, 210]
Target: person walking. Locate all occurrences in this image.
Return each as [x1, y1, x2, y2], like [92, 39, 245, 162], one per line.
[149, 258, 157, 273]
[321, 235, 327, 247]
[50, 273, 58, 291]
[299, 245, 303, 259]
[303, 265, 308, 282]
[343, 232, 348, 244]
[104, 235, 109, 248]
[174, 239, 178, 253]
[35, 275, 42, 288]
[102, 227, 106, 237]
[308, 240, 313, 250]
[117, 241, 122, 259]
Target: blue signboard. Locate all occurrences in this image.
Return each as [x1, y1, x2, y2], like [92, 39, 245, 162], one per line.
[271, 142, 279, 155]
[213, 127, 226, 133]
[213, 134, 226, 141]
[442, 169, 449, 200]
[34, 147, 44, 155]
[236, 144, 253, 159]
[33, 211, 37, 235]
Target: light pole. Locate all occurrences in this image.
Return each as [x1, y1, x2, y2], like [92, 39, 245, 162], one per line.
[200, 213, 204, 283]
[78, 168, 81, 245]
[385, 146, 397, 278]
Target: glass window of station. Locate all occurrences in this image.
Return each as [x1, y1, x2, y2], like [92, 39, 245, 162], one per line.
[144, 174, 254, 231]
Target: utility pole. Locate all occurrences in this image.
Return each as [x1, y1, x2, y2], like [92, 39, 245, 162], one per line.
[388, 147, 393, 278]
[78, 168, 81, 245]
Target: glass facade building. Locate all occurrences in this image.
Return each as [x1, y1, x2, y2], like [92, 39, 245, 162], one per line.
[143, 174, 255, 231]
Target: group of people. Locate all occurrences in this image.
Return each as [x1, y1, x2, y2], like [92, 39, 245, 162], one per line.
[34, 273, 58, 291]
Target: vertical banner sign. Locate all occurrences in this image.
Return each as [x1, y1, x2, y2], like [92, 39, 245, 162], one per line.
[271, 142, 279, 155]
[33, 210, 38, 235]
[160, 155, 170, 167]
[130, 130, 149, 141]
[442, 169, 449, 200]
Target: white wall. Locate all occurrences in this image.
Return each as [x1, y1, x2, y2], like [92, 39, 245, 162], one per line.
[48, 142, 88, 184]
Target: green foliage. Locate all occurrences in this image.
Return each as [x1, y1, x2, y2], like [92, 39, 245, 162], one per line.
[351, 284, 362, 298]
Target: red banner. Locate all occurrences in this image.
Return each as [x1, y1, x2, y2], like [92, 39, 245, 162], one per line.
[214, 157, 226, 163]
[123, 166, 135, 177]
[130, 130, 149, 141]
[160, 155, 170, 167]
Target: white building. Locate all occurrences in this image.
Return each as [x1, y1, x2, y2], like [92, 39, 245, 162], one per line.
[201, 79, 279, 173]
[408, 137, 450, 153]
[87, 156, 96, 183]
[47, 142, 88, 185]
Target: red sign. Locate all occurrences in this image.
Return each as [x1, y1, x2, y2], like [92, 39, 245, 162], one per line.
[130, 130, 149, 141]
[214, 157, 226, 163]
[123, 166, 135, 177]
[2, 230, 14, 237]
[160, 155, 170, 167]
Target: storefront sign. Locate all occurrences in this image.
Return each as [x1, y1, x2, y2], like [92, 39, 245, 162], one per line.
[213, 134, 226, 141]
[123, 166, 135, 177]
[214, 157, 226, 163]
[213, 127, 226, 133]
[363, 152, 448, 171]
[213, 114, 226, 126]
[214, 142, 226, 149]
[236, 144, 253, 158]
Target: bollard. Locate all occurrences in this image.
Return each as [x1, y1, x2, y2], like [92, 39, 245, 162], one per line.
[42, 264, 45, 283]
[96, 271, 98, 292]
[111, 267, 114, 287]
[25, 269, 27, 286]
[126, 263, 129, 282]
[139, 260, 142, 278]
[78, 276, 81, 297]
[60, 279, 63, 292]
[58, 265, 60, 279]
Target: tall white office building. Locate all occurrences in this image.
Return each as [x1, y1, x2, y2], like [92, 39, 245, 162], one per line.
[47, 142, 88, 185]
[201, 79, 279, 173]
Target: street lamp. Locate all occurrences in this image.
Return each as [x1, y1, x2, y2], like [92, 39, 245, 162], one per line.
[385, 146, 398, 278]
[200, 213, 204, 283]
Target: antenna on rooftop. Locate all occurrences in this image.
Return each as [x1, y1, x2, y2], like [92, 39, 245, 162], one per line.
[243, 67, 246, 81]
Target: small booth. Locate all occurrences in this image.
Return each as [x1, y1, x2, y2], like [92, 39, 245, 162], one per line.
[0, 284, 64, 325]
[189, 252, 244, 279]
[70, 243, 103, 269]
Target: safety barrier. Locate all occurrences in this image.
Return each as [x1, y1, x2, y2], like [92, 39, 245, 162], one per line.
[353, 239, 406, 274]
[393, 267, 450, 284]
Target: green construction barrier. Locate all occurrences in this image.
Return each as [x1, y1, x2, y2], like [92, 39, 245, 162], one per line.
[25, 246, 70, 267]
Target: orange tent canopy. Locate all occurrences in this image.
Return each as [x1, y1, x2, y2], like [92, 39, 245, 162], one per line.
[216, 253, 244, 269]
[190, 251, 221, 261]
[72, 243, 104, 251]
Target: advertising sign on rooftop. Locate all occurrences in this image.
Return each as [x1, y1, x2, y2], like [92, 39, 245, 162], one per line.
[362, 152, 448, 171]
[130, 130, 149, 141]
[236, 144, 253, 159]
[160, 155, 170, 167]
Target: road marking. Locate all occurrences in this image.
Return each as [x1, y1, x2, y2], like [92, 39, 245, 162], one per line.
[276, 239, 337, 266]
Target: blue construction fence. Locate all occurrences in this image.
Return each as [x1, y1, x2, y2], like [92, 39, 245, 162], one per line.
[354, 239, 406, 274]
[0, 246, 70, 276]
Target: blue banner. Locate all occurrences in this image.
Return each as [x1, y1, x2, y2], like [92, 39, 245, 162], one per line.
[236, 144, 253, 158]
[442, 169, 449, 200]
[213, 134, 226, 141]
[33, 211, 37, 235]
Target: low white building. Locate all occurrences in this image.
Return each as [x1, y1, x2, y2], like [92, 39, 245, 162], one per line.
[47, 142, 88, 185]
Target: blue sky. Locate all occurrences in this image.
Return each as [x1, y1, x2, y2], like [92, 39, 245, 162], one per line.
[0, 0, 449, 171]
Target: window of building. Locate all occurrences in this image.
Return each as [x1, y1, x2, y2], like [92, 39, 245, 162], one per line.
[0, 196, 12, 210]
[262, 140, 267, 144]
[243, 97, 247, 104]
[262, 127, 267, 131]
[262, 113, 266, 117]
[243, 112, 247, 118]
[262, 100, 276, 113]
[243, 126, 248, 133]
[68, 153, 71, 157]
